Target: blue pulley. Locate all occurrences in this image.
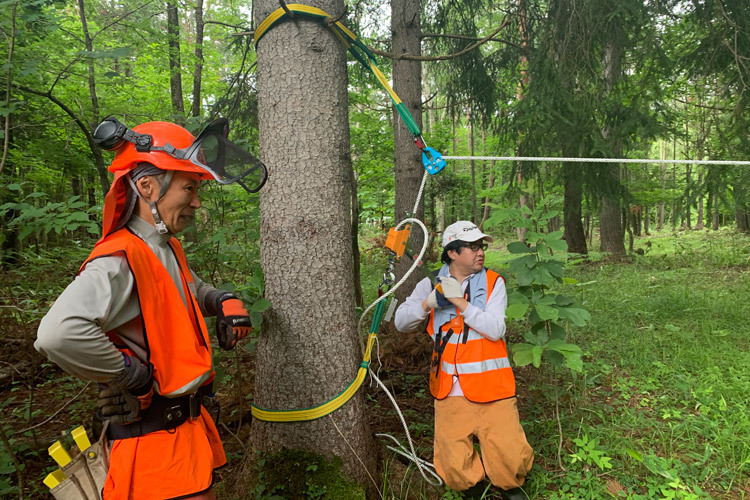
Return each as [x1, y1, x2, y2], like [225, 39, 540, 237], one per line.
[421, 147, 446, 175]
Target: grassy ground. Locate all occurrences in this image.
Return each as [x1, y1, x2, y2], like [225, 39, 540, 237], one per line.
[1, 228, 748, 499]
[365, 228, 750, 499]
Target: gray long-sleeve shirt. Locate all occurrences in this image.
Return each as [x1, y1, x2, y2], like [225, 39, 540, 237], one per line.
[35, 216, 221, 383]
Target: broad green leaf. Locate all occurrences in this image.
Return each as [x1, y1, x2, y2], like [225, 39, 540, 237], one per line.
[546, 339, 582, 354]
[548, 238, 568, 253]
[555, 295, 574, 306]
[505, 303, 529, 319]
[250, 298, 272, 312]
[549, 323, 566, 340]
[511, 344, 534, 366]
[507, 291, 529, 304]
[534, 304, 559, 321]
[249, 312, 264, 328]
[532, 345, 543, 367]
[558, 307, 591, 326]
[564, 354, 583, 372]
[507, 241, 532, 254]
[515, 268, 534, 287]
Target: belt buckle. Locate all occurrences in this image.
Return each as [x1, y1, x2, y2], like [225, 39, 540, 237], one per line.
[189, 392, 201, 421]
[164, 403, 184, 430]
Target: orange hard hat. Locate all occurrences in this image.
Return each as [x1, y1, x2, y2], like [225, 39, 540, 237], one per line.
[107, 121, 212, 179]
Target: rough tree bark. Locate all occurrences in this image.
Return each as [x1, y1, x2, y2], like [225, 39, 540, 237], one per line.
[166, 0, 184, 118]
[563, 162, 587, 254]
[250, 0, 377, 491]
[599, 40, 625, 258]
[191, 0, 204, 117]
[392, 0, 425, 304]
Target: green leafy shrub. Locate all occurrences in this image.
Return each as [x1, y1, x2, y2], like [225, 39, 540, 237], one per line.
[486, 200, 588, 374]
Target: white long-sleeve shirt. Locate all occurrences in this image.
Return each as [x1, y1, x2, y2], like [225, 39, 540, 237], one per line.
[35, 216, 220, 383]
[393, 271, 508, 396]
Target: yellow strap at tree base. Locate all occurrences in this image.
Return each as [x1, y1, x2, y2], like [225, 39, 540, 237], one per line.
[250, 332, 378, 422]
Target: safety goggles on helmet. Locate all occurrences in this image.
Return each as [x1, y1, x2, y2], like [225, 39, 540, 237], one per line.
[93, 117, 268, 194]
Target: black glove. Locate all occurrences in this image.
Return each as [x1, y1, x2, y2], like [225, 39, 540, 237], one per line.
[97, 354, 154, 425]
[216, 292, 252, 350]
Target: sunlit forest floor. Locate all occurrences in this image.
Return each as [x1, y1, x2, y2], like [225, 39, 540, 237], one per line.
[1, 227, 748, 499]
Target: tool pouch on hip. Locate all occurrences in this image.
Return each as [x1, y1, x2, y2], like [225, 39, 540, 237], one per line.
[49, 422, 110, 500]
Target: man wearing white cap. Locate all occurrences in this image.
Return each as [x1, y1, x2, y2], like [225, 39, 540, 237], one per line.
[394, 221, 534, 500]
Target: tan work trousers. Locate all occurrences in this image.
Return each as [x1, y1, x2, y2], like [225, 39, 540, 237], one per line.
[434, 396, 534, 491]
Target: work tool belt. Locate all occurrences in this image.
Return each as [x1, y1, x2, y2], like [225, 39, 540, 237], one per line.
[107, 384, 214, 440]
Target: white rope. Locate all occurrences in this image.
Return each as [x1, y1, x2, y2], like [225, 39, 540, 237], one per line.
[355, 175, 443, 487]
[442, 155, 750, 166]
[369, 371, 443, 487]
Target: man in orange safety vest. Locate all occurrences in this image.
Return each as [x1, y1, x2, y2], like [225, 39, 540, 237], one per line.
[394, 221, 534, 500]
[35, 117, 266, 499]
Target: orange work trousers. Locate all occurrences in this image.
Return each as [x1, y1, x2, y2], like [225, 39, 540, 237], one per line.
[433, 396, 534, 491]
[103, 407, 226, 500]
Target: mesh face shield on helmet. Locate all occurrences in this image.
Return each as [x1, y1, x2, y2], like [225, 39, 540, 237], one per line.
[93, 117, 268, 194]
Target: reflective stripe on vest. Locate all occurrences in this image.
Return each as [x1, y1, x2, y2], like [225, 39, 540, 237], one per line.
[83, 228, 213, 397]
[427, 269, 516, 402]
[440, 356, 512, 376]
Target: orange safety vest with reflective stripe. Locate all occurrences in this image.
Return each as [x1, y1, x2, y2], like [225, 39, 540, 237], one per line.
[427, 269, 516, 402]
[83, 228, 225, 499]
[82, 228, 213, 397]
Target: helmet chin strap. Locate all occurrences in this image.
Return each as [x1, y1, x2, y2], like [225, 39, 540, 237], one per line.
[127, 171, 175, 234]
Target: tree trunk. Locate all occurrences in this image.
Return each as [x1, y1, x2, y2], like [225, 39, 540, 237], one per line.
[515, 0, 529, 242]
[468, 108, 477, 223]
[563, 162, 587, 254]
[351, 167, 363, 309]
[191, 0, 204, 117]
[696, 170, 704, 229]
[479, 161, 495, 231]
[599, 40, 625, 258]
[685, 164, 692, 229]
[167, 0, 185, 119]
[392, 0, 424, 303]
[251, 0, 377, 491]
[644, 205, 650, 235]
[76, 0, 99, 128]
[737, 209, 750, 232]
[0, 2, 16, 177]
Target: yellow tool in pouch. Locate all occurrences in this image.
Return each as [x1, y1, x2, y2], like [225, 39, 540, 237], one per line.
[44, 422, 110, 500]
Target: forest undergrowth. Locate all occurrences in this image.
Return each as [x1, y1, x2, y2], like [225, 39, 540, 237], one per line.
[0, 228, 748, 499]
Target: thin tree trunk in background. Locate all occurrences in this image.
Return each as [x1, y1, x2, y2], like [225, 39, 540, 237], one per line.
[599, 41, 625, 258]
[644, 205, 650, 235]
[0, 2, 16, 176]
[468, 108, 477, 224]
[77, 0, 99, 128]
[249, 0, 377, 491]
[351, 167, 363, 308]
[191, 0, 204, 117]
[516, 0, 529, 241]
[167, 0, 185, 119]
[696, 170, 704, 229]
[712, 200, 719, 230]
[563, 151, 587, 254]
[480, 161, 495, 231]
[392, 0, 424, 303]
[685, 164, 692, 229]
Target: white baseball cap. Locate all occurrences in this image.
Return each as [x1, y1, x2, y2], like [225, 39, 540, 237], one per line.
[441, 220, 494, 248]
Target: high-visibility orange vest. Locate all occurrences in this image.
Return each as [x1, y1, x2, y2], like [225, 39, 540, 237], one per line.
[427, 269, 516, 402]
[82, 228, 213, 397]
[83, 228, 226, 499]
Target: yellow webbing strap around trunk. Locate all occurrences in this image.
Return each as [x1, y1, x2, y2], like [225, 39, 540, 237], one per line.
[250, 332, 378, 422]
[253, 4, 422, 137]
